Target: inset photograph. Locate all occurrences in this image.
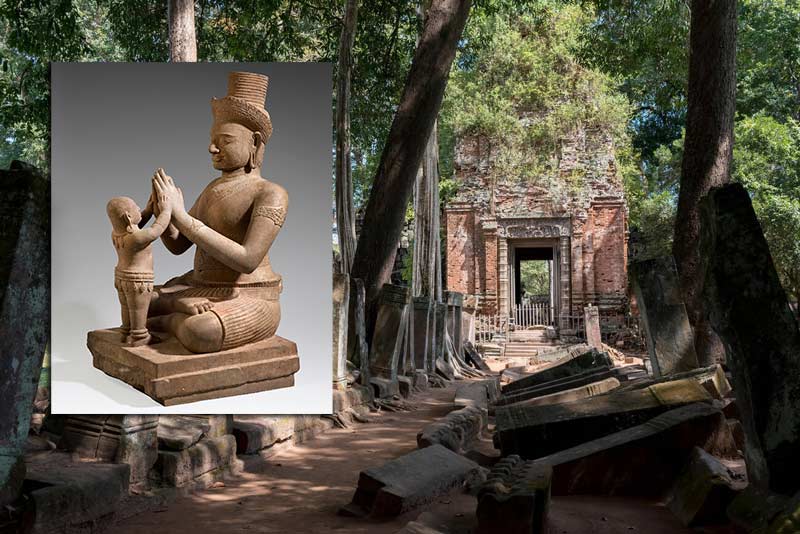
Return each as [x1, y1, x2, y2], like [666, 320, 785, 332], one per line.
[51, 62, 332, 413]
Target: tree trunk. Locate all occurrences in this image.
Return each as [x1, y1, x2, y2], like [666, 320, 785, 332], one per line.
[673, 0, 737, 366]
[412, 121, 441, 298]
[335, 0, 359, 274]
[168, 0, 197, 62]
[350, 0, 471, 335]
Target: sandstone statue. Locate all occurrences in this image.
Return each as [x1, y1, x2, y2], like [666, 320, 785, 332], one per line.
[88, 71, 300, 406]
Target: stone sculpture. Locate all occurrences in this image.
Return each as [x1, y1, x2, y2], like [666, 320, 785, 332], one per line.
[88, 71, 300, 406]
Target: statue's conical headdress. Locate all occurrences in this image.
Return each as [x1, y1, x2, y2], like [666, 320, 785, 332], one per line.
[211, 71, 272, 142]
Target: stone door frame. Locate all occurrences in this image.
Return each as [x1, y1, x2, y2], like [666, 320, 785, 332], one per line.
[507, 238, 558, 323]
[497, 217, 572, 329]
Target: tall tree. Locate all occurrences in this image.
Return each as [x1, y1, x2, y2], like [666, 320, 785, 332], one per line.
[350, 0, 471, 331]
[673, 0, 737, 365]
[168, 0, 197, 61]
[412, 123, 441, 298]
[335, 0, 359, 273]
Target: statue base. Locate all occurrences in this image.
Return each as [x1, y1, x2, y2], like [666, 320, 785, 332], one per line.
[88, 328, 300, 406]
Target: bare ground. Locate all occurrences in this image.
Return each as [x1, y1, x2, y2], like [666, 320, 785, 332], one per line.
[113, 383, 697, 534]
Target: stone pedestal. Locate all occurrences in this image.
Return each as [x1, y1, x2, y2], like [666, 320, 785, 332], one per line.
[0, 162, 49, 507]
[445, 291, 464, 358]
[369, 284, 409, 381]
[412, 297, 433, 371]
[583, 304, 602, 350]
[60, 415, 159, 485]
[88, 329, 300, 406]
[333, 274, 350, 391]
[701, 183, 800, 496]
[632, 256, 699, 377]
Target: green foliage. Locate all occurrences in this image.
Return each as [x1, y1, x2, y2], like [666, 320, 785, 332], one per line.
[519, 260, 550, 296]
[734, 114, 800, 301]
[442, 4, 633, 192]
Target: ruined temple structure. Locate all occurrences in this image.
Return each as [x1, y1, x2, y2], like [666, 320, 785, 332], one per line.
[444, 126, 628, 330]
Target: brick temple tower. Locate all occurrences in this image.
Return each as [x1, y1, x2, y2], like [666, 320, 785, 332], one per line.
[444, 125, 628, 329]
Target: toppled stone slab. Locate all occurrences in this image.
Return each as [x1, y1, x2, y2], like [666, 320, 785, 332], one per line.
[615, 364, 731, 399]
[701, 183, 800, 495]
[612, 365, 649, 382]
[151, 434, 242, 489]
[496, 368, 616, 408]
[454, 379, 499, 412]
[476, 455, 552, 534]
[505, 376, 621, 409]
[233, 415, 337, 455]
[532, 403, 736, 496]
[157, 415, 208, 451]
[668, 447, 739, 527]
[631, 256, 699, 377]
[464, 342, 491, 372]
[502, 346, 610, 395]
[495, 378, 713, 459]
[22, 452, 130, 534]
[417, 406, 485, 453]
[340, 443, 480, 517]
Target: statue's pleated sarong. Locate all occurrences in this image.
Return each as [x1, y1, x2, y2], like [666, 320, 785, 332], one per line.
[157, 271, 281, 350]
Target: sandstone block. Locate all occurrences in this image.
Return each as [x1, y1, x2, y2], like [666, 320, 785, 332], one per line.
[495, 378, 713, 459]
[417, 406, 485, 453]
[701, 183, 800, 495]
[668, 447, 739, 527]
[152, 434, 240, 488]
[496, 368, 616, 408]
[502, 345, 609, 394]
[341, 444, 480, 517]
[631, 256, 699, 377]
[533, 403, 736, 496]
[476, 455, 552, 534]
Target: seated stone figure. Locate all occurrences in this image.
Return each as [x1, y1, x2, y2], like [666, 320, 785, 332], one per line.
[145, 71, 288, 354]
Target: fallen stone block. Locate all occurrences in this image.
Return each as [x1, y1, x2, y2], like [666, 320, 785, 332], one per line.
[532, 403, 736, 496]
[22, 452, 130, 534]
[476, 455, 552, 534]
[151, 434, 242, 489]
[157, 415, 208, 451]
[233, 416, 296, 454]
[495, 368, 616, 408]
[504, 376, 621, 409]
[332, 384, 374, 414]
[502, 346, 611, 395]
[612, 365, 649, 382]
[464, 342, 491, 372]
[417, 406, 485, 453]
[534, 344, 590, 363]
[631, 256, 700, 377]
[668, 447, 739, 527]
[495, 378, 713, 459]
[726, 486, 793, 532]
[701, 183, 800, 495]
[340, 443, 480, 517]
[454, 379, 499, 411]
[615, 364, 731, 399]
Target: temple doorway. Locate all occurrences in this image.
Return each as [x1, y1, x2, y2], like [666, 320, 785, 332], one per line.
[510, 241, 558, 327]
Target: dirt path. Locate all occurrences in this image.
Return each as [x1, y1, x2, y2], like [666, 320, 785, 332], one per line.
[115, 384, 694, 534]
[115, 386, 457, 534]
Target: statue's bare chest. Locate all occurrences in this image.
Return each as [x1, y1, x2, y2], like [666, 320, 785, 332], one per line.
[195, 178, 261, 240]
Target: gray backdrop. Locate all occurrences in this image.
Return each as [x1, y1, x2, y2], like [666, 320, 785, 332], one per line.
[51, 62, 332, 414]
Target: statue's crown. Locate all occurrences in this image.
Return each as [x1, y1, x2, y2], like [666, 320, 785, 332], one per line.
[227, 71, 269, 107]
[211, 71, 272, 142]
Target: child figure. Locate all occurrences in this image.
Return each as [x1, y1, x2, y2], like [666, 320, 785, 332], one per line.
[106, 191, 172, 346]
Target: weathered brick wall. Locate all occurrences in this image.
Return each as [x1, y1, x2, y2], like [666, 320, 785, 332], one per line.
[445, 126, 628, 315]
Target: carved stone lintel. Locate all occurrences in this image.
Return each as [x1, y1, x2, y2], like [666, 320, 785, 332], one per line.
[498, 217, 571, 239]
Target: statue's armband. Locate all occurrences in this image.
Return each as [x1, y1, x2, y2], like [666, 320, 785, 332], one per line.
[253, 204, 287, 228]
